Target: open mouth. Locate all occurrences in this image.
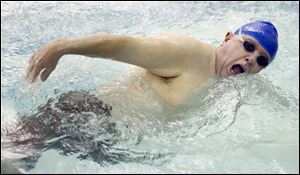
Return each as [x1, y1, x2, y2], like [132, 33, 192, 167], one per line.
[231, 64, 245, 75]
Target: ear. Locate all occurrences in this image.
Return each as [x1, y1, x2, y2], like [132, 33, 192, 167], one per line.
[224, 32, 233, 42]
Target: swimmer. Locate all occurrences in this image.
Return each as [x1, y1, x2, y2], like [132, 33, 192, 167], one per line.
[26, 20, 278, 106]
[2, 20, 279, 171]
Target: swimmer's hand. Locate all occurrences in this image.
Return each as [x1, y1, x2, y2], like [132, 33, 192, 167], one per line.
[26, 40, 65, 82]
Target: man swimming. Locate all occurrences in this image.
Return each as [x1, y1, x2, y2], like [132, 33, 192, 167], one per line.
[2, 20, 279, 172]
[26, 20, 278, 106]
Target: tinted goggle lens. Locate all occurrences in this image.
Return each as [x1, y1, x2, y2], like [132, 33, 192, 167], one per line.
[257, 55, 269, 67]
[243, 40, 269, 67]
[243, 40, 255, 52]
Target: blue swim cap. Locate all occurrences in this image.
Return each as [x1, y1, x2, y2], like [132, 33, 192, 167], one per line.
[234, 20, 278, 61]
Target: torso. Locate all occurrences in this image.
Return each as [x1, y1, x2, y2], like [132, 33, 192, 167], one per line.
[115, 39, 216, 107]
[129, 43, 215, 106]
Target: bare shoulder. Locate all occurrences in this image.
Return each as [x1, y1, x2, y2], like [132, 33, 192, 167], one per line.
[144, 33, 211, 58]
[146, 33, 200, 43]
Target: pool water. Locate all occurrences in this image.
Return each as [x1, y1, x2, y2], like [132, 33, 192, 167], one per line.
[1, 1, 299, 174]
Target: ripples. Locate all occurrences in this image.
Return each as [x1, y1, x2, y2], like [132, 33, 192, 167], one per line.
[1, 1, 299, 174]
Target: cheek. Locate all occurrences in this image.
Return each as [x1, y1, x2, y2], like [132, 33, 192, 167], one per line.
[223, 42, 243, 58]
[250, 66, 263, 74]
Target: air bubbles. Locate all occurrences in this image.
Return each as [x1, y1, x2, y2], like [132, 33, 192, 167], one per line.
[54, 87, 60, 94]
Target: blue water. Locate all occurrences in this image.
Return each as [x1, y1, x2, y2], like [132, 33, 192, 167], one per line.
[1, 1, 299, 174]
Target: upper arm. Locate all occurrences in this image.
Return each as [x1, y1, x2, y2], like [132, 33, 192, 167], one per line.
[114, 34, 203, 77]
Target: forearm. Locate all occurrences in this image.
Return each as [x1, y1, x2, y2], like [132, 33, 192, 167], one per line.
[58, 34, 133, 59]
[56, 34, 173, 70]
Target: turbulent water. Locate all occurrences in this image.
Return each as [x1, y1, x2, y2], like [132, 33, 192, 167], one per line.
[1, 1, 299, 174]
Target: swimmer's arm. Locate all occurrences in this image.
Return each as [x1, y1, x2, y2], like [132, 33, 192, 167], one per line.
[27, 34, 202, 81]
[66, 34, 205, 75]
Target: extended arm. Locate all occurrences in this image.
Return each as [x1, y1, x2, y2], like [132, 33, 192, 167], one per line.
[26, 33, 202, 82]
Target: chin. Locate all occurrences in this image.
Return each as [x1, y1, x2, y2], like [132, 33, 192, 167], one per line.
[220, 69, 231, 77]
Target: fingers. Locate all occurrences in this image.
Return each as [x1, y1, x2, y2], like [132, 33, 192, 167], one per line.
[28, 64, 41, 82]
[26, 64, 36, 82]
[26, 53, 36, 80]
[26, 56, 44, 82]
[25, 43, 61, 82]
[40, 67, 55, 81]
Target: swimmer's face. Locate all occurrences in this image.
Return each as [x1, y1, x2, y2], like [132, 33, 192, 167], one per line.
[217, 32, 270, 77]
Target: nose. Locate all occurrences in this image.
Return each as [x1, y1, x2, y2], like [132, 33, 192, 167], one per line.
[245, 54, 257, 66]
